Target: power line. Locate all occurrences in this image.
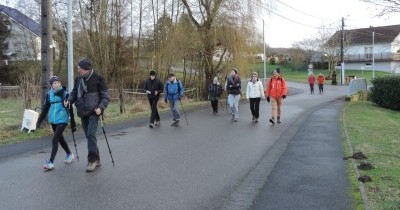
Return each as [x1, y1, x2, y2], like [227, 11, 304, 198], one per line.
[275, 0, 335, 21]
[251, 0, 338, 30]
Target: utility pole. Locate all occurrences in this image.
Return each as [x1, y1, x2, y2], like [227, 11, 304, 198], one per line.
[340, 17, 345, 85]
[263, 19, 266, 83]
[67, 0, 73, 92]
[372, 31, 375, 79]
[41, 0, 53, 106]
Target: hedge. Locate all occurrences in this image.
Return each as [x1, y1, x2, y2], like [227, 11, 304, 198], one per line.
[370, 75, 400, 111]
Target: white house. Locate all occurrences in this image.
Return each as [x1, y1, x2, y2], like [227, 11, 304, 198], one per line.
[0, 4, 41, 62]
[332, 25, 400, 73]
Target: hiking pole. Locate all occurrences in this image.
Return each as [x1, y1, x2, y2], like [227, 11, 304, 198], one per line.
[66, 104, 79, 161]
[100, 115, 115, 166]
[179, 100, 189, 126]
[219, 99, 225, 112]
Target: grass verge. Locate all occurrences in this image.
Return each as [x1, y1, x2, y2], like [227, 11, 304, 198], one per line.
[342, 101, 400, 210]
[0, 97, 209, 146]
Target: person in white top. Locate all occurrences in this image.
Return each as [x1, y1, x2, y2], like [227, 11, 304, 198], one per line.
[246, 72, 265, 122]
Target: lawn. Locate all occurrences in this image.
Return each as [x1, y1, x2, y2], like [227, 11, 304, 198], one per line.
[251, 63, 392, 84]
[342, 101, 400, 210]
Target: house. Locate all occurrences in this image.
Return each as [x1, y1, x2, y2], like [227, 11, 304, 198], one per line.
[0, 4, 41, 62]
[332, 24, 400, 73]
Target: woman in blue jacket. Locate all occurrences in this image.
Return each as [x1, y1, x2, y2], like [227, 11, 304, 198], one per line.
[37, 76, 74, 170]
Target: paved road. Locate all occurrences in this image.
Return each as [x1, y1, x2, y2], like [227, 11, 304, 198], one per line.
[0, 82, 350, 210]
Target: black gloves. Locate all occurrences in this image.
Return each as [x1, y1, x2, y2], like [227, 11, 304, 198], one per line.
[266, 96, 270, 103]
[282, 95, 286, 99]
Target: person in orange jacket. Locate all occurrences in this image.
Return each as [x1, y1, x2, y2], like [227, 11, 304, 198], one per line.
[265, 68, 287, 125]
[317, 73, 325, 94]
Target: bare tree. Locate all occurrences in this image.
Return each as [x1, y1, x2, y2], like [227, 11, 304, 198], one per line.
[360, 0, 400, 16]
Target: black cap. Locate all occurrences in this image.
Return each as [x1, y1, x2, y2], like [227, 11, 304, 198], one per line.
[275, 68, 280, 74]
[78, 58, 92, 70]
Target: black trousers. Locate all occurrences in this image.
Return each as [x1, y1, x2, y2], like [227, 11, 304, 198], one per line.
[148, 96, 160, 123]
[318, 84, 324, 93]
[50, 123, 71, 163]
[211, 100, 218, 113]
[249, 97, 261, 118]
[310, 84, 314, 94]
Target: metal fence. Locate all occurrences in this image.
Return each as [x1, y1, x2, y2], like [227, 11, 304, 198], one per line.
[347, 78, 368, 97]
[109, 88, 199, 101]
[0, 84, 20, 98]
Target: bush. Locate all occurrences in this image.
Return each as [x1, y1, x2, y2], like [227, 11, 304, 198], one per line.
[370, 76, 400, 110]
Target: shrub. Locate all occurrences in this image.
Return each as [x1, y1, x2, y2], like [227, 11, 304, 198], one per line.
[370, 75, 400, 110]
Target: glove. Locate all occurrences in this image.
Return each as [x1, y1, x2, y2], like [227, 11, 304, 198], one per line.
[164, 98, 168, 103]
[282, 95, 286, 99]
[146, 90, 151, 94]
[266, 96, 270, 103]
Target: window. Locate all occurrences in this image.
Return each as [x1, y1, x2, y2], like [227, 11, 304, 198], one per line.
[365, 47, 372, 60]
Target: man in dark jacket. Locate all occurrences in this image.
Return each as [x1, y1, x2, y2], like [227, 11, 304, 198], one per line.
[144, 70, 163, 128]
[65, 58, 110, 172]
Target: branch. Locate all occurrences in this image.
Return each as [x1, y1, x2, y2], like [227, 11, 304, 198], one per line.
[181, 0, 201, 28]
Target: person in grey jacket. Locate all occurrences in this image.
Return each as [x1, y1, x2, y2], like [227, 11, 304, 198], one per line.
[65, 58, 110, 172]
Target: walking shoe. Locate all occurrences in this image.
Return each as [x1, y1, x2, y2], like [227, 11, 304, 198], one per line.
[170, 120, 180, 127]
[86, 160, 101, 172]
[149, 123, 155, 128]
[231, 114, 235, 121]
[43, 160, 55, 171]
[155, 121, 160, 126]
[269, 118, 275, 125]
[277, 116, 281, 124]
[64, 153, 74, 164]
[234, 118, 238, 122]
[252, 115, 255, 122]
[255, 118, 258, 123]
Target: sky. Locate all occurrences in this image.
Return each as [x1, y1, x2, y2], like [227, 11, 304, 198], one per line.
[259, 0, 400, 48]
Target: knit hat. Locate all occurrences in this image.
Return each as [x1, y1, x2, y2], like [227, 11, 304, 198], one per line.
[213, 76, 218, 83]
[275, 68, 280, 74]
[78, 58, 92, 70]
[149, 70, 157, 76]
[49, 76, 61, 85]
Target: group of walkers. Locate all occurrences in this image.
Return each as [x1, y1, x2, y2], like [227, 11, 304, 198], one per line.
[36, 59, 289, 173]
[208, 68, 288, 125]
[308, 73, 325, 94]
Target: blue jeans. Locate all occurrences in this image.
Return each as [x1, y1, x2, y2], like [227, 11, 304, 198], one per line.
[228, 94, 240, 118]
[169, 99, 180, 121]
[81, 115, 100, 163]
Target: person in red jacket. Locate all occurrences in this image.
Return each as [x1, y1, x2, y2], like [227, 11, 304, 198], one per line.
[308, 73, 316, 94]
[266, 68, 287, 125]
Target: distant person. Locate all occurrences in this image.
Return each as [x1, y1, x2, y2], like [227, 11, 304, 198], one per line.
[37, 76, 74, 171]
[246, 72, 265, 123]
[308, 73, 315, 94]
[144, 70, 163, 128]
[225, 68, 241, 122]
[209, 76, 222, 115]
[65, 58, 110, 172]
[317, 73, 325, 94]
[164, 73, 184, 127]
[266, 68, 287, 125]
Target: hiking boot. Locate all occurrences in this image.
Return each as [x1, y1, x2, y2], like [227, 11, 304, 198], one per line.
[43, 160, 55, 171]
[170, 120, 180, 127]
[86, 160, 101, 172]
[149, 123, 155, 128]
[269, 118, 275, 125]
[277, 117, 281, 124]
[255, 118, 258, 123]
[155, 121, 160, 126]
[234, 118, 238, 122]
[64, 153, 74, 164]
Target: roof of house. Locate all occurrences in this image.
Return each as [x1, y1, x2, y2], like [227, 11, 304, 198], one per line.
[330, 24, 400, 45]
[0, 4, 40, 36]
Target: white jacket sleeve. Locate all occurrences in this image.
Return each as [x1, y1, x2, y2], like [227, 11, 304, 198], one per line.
[246, 81, 250, 99]
[259, 81, 265, 99]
